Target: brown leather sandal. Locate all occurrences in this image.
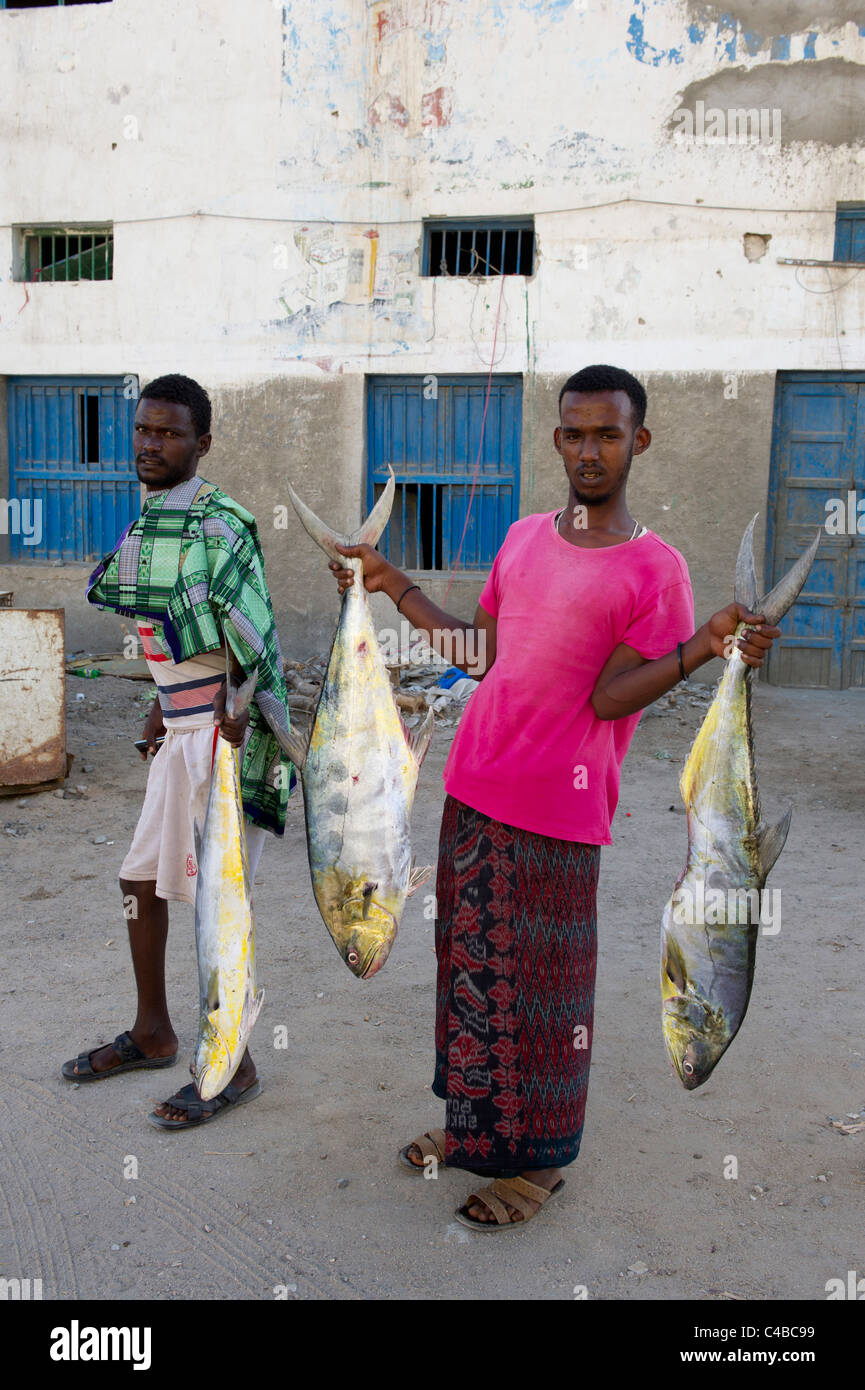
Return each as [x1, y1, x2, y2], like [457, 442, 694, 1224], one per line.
[397, 1128, 448, 1172]
[455, 1174, 565, 1231]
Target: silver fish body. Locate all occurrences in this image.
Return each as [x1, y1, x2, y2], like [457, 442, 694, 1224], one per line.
[283, 472, 433, 979]
[661, 519, 820, 1089]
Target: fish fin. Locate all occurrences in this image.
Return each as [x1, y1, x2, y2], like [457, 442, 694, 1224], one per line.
[243, 987, 265, 1035]
[756, 528, 821, 627]
[350, 467, 395, 547]
[407, 864, 433, 896]
[404, 705, 434, 767]
[271, 720, 310, 770]
[756, 807, 792, 878]
[734, 514, 760, 611]
[287, 484, 352, 565]
[662, 932, 687, 993]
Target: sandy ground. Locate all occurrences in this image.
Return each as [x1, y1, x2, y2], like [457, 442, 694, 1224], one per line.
[1, 668, 863, 1303]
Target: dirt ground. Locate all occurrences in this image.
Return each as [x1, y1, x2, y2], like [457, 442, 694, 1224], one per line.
[1, 665, 863, 1302]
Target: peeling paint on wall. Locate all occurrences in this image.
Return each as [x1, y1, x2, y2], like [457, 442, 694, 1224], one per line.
[687, 2, 865, 36]
[670, 59, 865, 146]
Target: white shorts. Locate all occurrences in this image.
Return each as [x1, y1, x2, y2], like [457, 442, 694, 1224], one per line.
[119, 725, 267, 906]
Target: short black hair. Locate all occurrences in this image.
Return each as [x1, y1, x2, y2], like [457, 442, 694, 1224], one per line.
[558, 364, 647, 430]
[140, 374, 212, 437]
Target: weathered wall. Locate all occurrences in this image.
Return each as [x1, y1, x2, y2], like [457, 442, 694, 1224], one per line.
[0, 0, 862, 657]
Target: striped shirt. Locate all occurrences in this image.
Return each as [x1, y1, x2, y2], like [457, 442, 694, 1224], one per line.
[138, 621, 226, 729]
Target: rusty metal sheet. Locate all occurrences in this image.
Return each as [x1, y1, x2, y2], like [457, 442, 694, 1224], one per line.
[0, 609, 66, 786]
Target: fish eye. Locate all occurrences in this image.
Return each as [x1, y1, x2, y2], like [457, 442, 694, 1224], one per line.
[683, 1061, 694, 1075]
[347, 949, 360, 966]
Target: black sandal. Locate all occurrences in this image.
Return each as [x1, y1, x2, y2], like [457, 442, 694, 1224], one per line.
[61, 1031, 178, 1083]
[146, 1078, 262, 1130]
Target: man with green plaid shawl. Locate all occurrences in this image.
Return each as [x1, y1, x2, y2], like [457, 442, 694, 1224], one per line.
[61, 374, 293, 1128]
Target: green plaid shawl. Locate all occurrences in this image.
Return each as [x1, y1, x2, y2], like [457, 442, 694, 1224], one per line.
[87, 475, 295, 834]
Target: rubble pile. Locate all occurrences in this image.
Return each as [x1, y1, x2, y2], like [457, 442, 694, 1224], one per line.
[283, 643, 477, 730]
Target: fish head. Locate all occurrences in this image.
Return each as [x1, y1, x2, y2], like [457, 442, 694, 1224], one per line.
[329, 876, 399, 979]
[661, 991, 730, 1090]
[193, 1012, 234, 1101]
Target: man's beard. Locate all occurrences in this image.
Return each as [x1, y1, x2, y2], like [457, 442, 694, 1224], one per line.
[134, 454, 197, 488]
[571, 453, 633, 508]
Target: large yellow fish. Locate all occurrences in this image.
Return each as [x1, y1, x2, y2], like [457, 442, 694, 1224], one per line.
[661, 518, 820, 1089]
[193, 660, 263, 1101]
[281, 470, 433, 979]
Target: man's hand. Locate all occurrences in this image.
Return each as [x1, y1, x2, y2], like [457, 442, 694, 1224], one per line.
[329, 543, 398, 596]
[141, 697, 166, 760]
[707, 603, 781, 668]
[213, 681, 250, 747]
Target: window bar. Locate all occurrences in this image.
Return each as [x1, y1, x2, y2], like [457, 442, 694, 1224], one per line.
[516, 227, 523, 275]
[432, 479, 438, 569]
[400, 478, 406, 570]
[51, 234, 56, 282]
[485, 228, 491, 275]
[470, 228, 477, 275]
[90, 236, 96, 280]
[455, 228, 461, 276]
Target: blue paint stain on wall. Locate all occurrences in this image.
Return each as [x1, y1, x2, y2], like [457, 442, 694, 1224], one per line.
[424, 33, 448, 63]
[770, 35, 791, 60]
[804, 30, 817, 58]
[743, 30, 763, 56]
[627, 7, 683, 66]
[687, 24, 705, 43]
[519, 0, 573, 17]
[282, 19, 301, 86]
[716, 15, 737, 60]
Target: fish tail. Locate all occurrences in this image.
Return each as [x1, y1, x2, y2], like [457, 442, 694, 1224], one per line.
[756, 527, 821, 628]
[734, 515, 760, 610]
[287, 467, 395, 565]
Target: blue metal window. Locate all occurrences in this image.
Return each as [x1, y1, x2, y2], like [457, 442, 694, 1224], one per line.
[7, 376, 139, 562]
[833, 204, 865, 261]
[367, 375, 521, 571]
[423, 220, 534, 277]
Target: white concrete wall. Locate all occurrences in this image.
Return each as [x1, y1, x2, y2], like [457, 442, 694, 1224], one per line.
[1, 0, 863, 654]
[0, 0, 863, 383]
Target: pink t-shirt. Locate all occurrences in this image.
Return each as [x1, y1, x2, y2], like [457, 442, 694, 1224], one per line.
[442, 511, 695, 844]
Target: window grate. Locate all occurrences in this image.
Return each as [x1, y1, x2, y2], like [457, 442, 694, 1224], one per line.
[22, 228, 113, 282]
[367, 375, 522, 572]
[1, 2, 112, 9]
[423, 219, 534, 277]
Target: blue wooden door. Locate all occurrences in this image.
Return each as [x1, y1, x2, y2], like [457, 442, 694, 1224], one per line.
[7, 376, 139, 562]
[766, 373, 865, 688]
[367, 375, 521, 570]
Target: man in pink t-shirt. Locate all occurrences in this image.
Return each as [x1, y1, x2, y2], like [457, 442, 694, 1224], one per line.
[331, 364, 781, 1232]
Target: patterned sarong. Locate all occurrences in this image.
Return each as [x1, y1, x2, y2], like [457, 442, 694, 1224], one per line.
[433, 795, 600, 1173]
[86, 475, 294, 834]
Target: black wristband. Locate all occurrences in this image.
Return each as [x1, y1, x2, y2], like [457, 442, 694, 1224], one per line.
[395, 583, 420, 614]
[677, 641, 687, 681]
